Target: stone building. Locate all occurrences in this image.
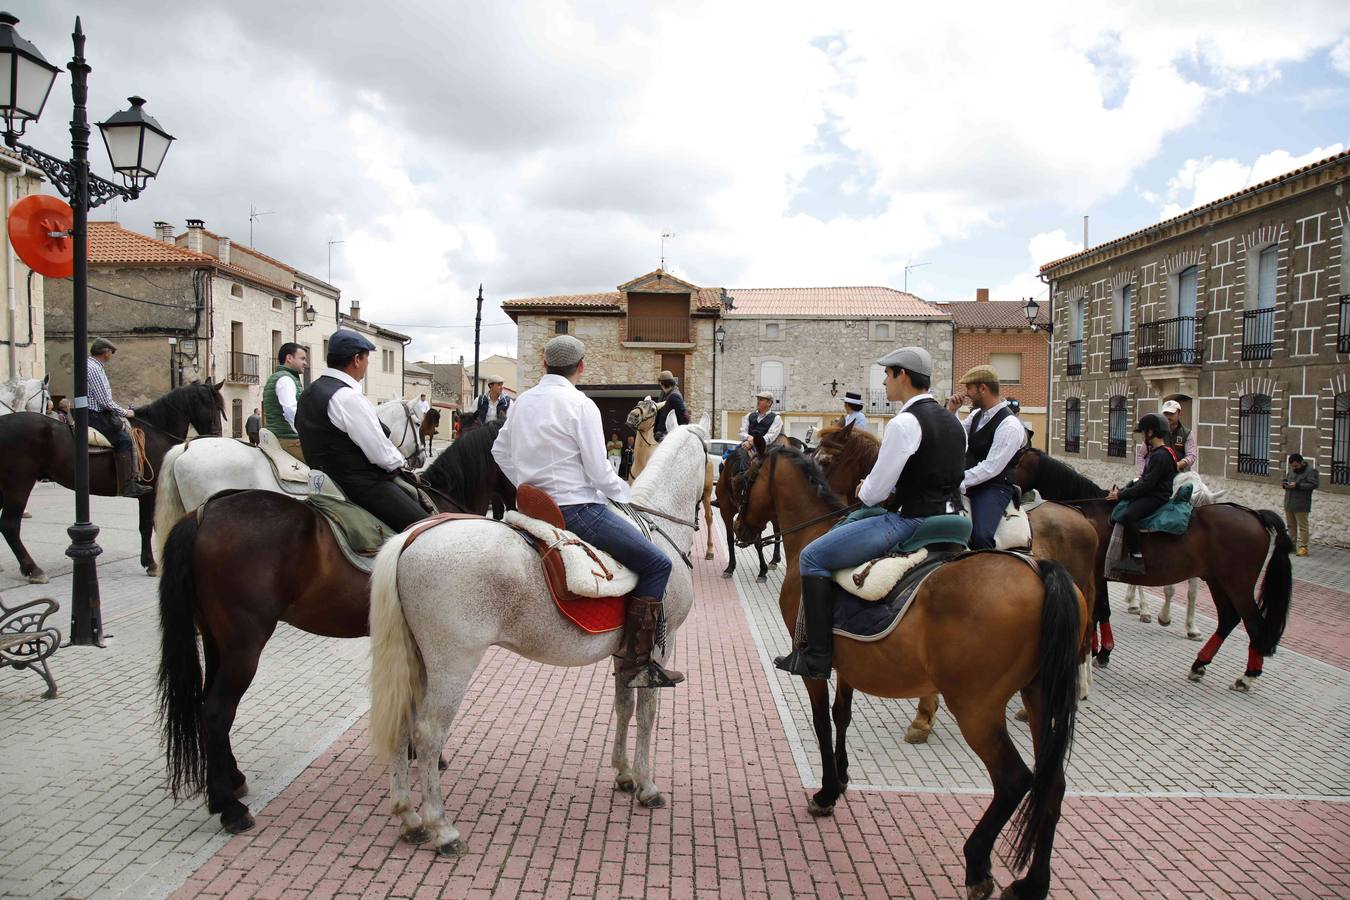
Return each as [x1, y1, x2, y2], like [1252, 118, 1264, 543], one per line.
[404, 362, 434, 398]
[1, 151, 47, 384]
[938, 289, 1050, 449]
[1039, 148, 1350, 546]
[340, 304, 409, 403]
[719, 287, 952, 441]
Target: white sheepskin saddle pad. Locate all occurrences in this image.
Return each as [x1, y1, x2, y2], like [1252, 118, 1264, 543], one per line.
[833, 548, 929, 602]
[960, 494, 1033, 550]
[503, 510, 638, 598]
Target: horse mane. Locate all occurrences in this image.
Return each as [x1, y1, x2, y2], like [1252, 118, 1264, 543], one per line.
[770, 446, 847, 512]
[1027, 449, 1107, 500]
[815, 423, 880, 470]
[135, 382, 202, 423]
[424, 419, 502, 501]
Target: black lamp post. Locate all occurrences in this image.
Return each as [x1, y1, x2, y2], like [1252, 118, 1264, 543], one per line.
[1023, 296, 1052, 334]
[711, 323, 725, 438]
[0, 13, 173, 646]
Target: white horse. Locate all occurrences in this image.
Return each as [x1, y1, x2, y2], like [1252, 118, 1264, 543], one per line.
[1122, 470, 1221, 639]
[153, 399, 425, 556]
[0, 375, 50, 415]
[367, 424, 708, 855]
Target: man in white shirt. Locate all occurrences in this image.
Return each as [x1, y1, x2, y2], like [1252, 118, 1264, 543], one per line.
[947, 365, 1026, 549]
[295, 330, 427, 531]
[774, 347, 966, 679]
[473, 376, 511, 425]
[263, 342, 307, 462]
[739, 391, 783, 449]
[841, 391, 868, 431]
[493, 335, 684, 689]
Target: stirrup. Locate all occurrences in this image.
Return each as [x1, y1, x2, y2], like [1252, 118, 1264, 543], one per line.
[773, 649, 831, 680]
[626, 661, 684, 689]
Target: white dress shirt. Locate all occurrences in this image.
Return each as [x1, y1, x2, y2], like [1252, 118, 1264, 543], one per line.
[960, 399, 1026, 493]
[843, 409, 868, 431]
[859, 394, 961, 508]
[739, 409, 783, 444]
[319, 368, 405, 472]
[274, 372, 299, 428]
[492, 374, 633, 506]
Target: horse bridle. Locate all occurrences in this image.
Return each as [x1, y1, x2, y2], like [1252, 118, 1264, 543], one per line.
[389, 401, 424, 468]
[733, 444, 860, 548]
[0, 381, 50, 415]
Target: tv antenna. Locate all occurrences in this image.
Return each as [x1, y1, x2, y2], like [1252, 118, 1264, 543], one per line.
[248, 204, 274, 247]
[660, 231, 675, 270]
[903, 261, 930, 292]
[327, 239, 345, 283]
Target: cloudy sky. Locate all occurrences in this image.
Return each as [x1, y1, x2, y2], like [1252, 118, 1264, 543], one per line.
[16, 1, 1350, 363]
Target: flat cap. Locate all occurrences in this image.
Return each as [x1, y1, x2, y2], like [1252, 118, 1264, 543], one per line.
[755, 390, 774, 402]
[544, 334, 585, 367]
[90, 337, 118, 355]
[487, 374, 504, 385]
[875, 346, 932, 377]
[327, 329, 376, 356]
[959, 364, 999, 386]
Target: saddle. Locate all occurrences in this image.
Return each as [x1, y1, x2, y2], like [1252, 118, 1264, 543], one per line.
[305, 494, 394, 573]
[78, 421, 149, 479]
[255, 429, 345, 498]
[959, 490, 1033, 551]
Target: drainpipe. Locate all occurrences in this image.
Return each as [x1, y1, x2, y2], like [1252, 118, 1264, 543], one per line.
[1039, 271, 1055, 457]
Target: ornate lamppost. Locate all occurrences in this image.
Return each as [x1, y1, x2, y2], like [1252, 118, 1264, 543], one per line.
[711, 323, 726, 438]
[0, 12, 174, 645]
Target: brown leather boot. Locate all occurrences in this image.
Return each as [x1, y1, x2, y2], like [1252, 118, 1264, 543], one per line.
[115, 448, 152, 498]
[614, 596, 684, 688]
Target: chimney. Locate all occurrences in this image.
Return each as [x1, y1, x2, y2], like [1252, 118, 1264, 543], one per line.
[153, 221, 174, 244]
[349, 300, 362, 321]
[218, 236, 231, 266]
[185, 218, 205, 254]
[975, 287, 989, 303]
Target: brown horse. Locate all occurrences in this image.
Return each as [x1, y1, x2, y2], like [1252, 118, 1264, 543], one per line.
[735, 445, 1087, 900]
[418, 407, 441, 459]
[714, 445, 781, 580]
[157, 422, 509, 834]
[1010, 448, 1292, 689]
[0, 382, 225, 583]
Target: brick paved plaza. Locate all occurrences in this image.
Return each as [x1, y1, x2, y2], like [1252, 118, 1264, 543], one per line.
[3, 481, 1349, 898]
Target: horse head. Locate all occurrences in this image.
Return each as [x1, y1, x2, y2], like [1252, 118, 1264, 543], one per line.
[626, 396, 658, 431]
[189, 381, 226, 437]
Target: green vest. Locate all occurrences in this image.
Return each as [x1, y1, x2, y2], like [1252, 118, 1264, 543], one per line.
[262, 366, 302, 439]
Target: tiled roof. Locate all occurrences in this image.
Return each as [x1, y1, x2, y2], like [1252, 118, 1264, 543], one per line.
[940, 300, 1046, 329]
[88, 222, 297, 295]
[724, 286, 946, 319]
[180, 228, 337, 291]
[502, 291, 624, 312]
[1040, 148, 1350, 273]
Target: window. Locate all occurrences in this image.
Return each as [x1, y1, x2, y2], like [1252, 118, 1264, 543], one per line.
[272, 297, 283, 312]
[873, 322, 891, 341]
[1256, 246, 1277, 310]
[867, 362, 890, 411]
[231, 399, 243, 439]
[989, 353, 1021, 384]
[1177, 266, 1198, 318]
[1115, 283, 1133, 333]
[553, 319, 569, 335]
[1071, 296, 1086, 340]
[757, 360, 785, 407]
[1334, 393, 1350, 485]
[230, 283, 244, 299]
[765, 323, 781, 339]
[1064, 397, 1081, 453]
[1237, 394, 1271, 475]
[271, 330, 282, 363]
[1107, 395, 1128, 457]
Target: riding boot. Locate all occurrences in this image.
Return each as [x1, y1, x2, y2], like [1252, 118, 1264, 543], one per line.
[615, 596, 684, 688]
[773, 575, 834, 680]
[115, 448, 152, 498]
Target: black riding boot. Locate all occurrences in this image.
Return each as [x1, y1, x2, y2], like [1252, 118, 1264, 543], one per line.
[774, 575, 834, 679]
[615, 596, 684, 688]
[115, 448, 152, 498]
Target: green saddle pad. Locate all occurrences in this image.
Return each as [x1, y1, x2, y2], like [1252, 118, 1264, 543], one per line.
[305, 494, 396, 556]
[830, 506, 971, 553]
[1110, 483, 1194, 534]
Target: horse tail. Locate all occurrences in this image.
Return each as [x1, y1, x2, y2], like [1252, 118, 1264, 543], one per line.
[157, 513, 206, 799]
[368, 535, 424, 763]
[1009, 559, 1081, 872]
[153, 443, 190, 563]
[1253, 509, 1293, 657]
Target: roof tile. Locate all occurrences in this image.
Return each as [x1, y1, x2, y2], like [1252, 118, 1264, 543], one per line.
[88, 221, 297, 295]
[724, 286, 946, 318]
[940, 299, 1046, 329]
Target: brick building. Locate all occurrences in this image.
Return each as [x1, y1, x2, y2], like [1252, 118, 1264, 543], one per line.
[939, 289, 1050, 448]
[1039, 149, 1350, 546]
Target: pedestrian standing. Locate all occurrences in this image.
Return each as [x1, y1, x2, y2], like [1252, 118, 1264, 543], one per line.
[245, 407, 261, 445]
[1282, 453, 1318, 556]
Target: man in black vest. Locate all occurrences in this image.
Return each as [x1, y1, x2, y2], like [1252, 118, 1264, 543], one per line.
[296, 330, 427, 531]
[1109, 413, 1177, 576]
[473, 375, 512, 425]
[948, 365, 1026, 549]
[652, 370, 688, 442]
[774, 347, 965, 679]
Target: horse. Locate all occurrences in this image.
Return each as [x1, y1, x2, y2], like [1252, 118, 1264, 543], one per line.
[418, 407, 441, 460]
[1010, 448, 1292, 690]
[1121, 471, 1219, 639]
[0, 375, 50, 415]
[365, 424, 709, 856]
[0, 381, 225, 583]
[714, 446, 782, 580]
[624, 396, 671, 480]
[155, 424, 510, 833]
[734, 444, 1086, 900]
[375, 399, 428, 469]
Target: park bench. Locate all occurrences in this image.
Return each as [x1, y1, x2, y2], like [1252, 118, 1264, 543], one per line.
[0, 596, 60, 699]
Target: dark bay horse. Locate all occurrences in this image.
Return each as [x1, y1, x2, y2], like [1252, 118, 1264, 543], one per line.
[1011, 448, 1292, 689]
[0, 382, 225, 583]
[736, 445, 1086, 900]
[157, 423, 511, 834]
[418, 407, 441, 459]
[714, 446, 781, 580]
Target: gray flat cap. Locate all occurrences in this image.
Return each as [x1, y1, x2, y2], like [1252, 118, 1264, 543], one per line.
[544, 334, 585, 367]
[327, 329, 376, 356]
[876, 346, 932, 377]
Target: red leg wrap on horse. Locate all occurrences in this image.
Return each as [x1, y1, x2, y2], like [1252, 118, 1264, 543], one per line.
[1246, 646, 1263, 674]
[1091, 629, 1099, 654]
[1099, 621, 1115, 650]
[1197, 634, 1223, 664]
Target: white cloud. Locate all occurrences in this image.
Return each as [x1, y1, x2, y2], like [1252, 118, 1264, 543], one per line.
[990, 230, 1084, 301]
[1332, 37, 1350, 77]
[1155, 145, 1345, 218]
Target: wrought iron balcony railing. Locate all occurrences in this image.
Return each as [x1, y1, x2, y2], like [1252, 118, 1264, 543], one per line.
[1240, 307, 1275, 361]
[1109, 331, 1129, 372]
[1064, 434, 1080, 453]
[755, 385, 786, 408]
[1107, 437, 1126, 458]
[624, 315, 691, 343]
[227, 351, 260, 384]
[1067, 340, 1084, 376]
[865, 389, 894, 413]
[1338, 294, 1350, 354]
[1138, 316, 1202, 367]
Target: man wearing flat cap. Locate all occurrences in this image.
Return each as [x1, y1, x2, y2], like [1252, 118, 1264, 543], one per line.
[774, 346, 965, 680]
[841, 391, 868, 432]
[739, 390, 783, 450]
[493, 335, 684, 689]
[652, 369, 688, 443]
[473, 374, 512, 426]
[947, 364, 1026, 549]
[296, 329, 428, 531]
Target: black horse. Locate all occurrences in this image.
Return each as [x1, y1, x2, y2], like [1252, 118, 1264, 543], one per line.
[0, 382, 225, 583]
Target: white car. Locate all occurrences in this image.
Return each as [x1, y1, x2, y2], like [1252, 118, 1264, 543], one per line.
[707, 439, 741, 479]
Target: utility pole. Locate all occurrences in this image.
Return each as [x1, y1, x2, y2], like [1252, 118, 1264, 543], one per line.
[327, 238, 344, 283]
[248, 204, 273, 247]
[472, 284, 484, 404]
[903, 262, 929, 293]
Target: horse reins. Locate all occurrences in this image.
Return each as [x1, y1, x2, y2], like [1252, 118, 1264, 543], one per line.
[741, 500, 863, 548]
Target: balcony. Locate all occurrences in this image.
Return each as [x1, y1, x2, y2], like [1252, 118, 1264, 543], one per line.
[1109, 332, 1130, 372]
[227, 351, 260, 384]
[865, 389, 894, 413]
[1137, 316, 1202, 367]
[755, 385, 786, 408]
[1066, 340, 1084, 376]
[623, 315, 690, 344]
[1339, 294, 1350, 354]
[1240, 307, 1275, 361]
[1064, 434, 1080, 453]
[1237, 453, 1269, 476]
[1107, 437, 1126, 458]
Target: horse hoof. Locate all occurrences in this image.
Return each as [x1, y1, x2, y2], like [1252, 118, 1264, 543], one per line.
[704, 552, 714, 560]
[904, 726, 931, 744]
[1139, 614, 1151, 623]
[146, 564, 160, 577]
[638, 790, 666, 809]
[755, 575, 767, 583]
[1095, 648, 1112, 668]
[221, 809, 255, 834]
[966, 877, 998, 900]
[1187, 630, 1202, 640]
[436, 838, 469, 857]
[234, 781, 249, 800]
[1014, 707, 1030, 723]
[721, 571, 734, 579]
[615, 775, 637, 794]
[1229, 677, 1253, 693]
[807, 798, 834, 818]
[438, 754, 449, 772]
[401, 826, 432, 845]
[1158, 615, 1171, 626]
[26, 572, 48, 585]
[1126, 604, 1139, 614]
[1188, 666, 1206, 682]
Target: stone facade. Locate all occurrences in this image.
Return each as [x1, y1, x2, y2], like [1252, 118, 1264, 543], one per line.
[1, 157, 47, 383]
[1041, 149, 1350, 547]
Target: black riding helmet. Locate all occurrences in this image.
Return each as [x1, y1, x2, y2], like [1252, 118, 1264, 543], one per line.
[1133, 413, 1168, 436]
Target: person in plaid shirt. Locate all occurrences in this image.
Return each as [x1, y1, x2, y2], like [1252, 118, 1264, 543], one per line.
[86, 338, 151, 497]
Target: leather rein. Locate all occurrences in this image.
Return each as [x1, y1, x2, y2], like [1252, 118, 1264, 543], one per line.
[734, 445, 862, 548]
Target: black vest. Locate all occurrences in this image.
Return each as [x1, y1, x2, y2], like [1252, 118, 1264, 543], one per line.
[296, 375, 395, 488]
[746, 410, 776, 438]
[892, 397, 966, 518]
[964, 405, 1017, 485]
[1167, 423, 1190, 461]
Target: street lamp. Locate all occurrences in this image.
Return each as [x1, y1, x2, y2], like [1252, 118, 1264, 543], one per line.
[711, 324, 726, 438]
[1023, 296, 1052, 334]
[1, 13, 174, 646]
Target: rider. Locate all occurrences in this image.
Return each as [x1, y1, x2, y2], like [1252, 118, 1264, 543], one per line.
[1139, 398, 1196, 473]
[1108, 413, 1177, 577]
[473, 376, 511, 425]
[774, 347, 965, 679]
[841, 391, 868, 431]
[651, 370, 688, 442]
[492, 335, 684, 689]
[295, 330, 428, 531]
[740, 390, 782, 450]
[263, 342, 307, 462]
[948, 365, 1025, 549]
[86, 338, 152, 498]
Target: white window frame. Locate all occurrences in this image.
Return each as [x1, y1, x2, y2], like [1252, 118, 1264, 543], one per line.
[989, 353, 1022, 385]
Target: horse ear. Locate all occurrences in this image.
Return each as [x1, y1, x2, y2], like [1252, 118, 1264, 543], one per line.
[752, 434, 766, 456]
[213, 380, 225, 392]
[43, 374, 50, 385]
[840, 420, 854, 439]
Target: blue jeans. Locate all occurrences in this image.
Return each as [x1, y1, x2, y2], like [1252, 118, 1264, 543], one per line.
[799, 512, 925, 578]
[89, 410, 132, 452]
[561, 503, 672, 599]
[967, 481, 1016, 550]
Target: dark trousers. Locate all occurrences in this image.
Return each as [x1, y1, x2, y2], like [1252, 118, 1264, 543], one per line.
[341, 476, 429, 532]
[1118, 495, 1168, 554]
[89, 410, 132, 452]
[967, 481, 1016, 550]
[562, 503, 672, 599]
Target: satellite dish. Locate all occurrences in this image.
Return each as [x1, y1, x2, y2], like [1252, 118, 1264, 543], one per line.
[8, 194, 74, 278]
